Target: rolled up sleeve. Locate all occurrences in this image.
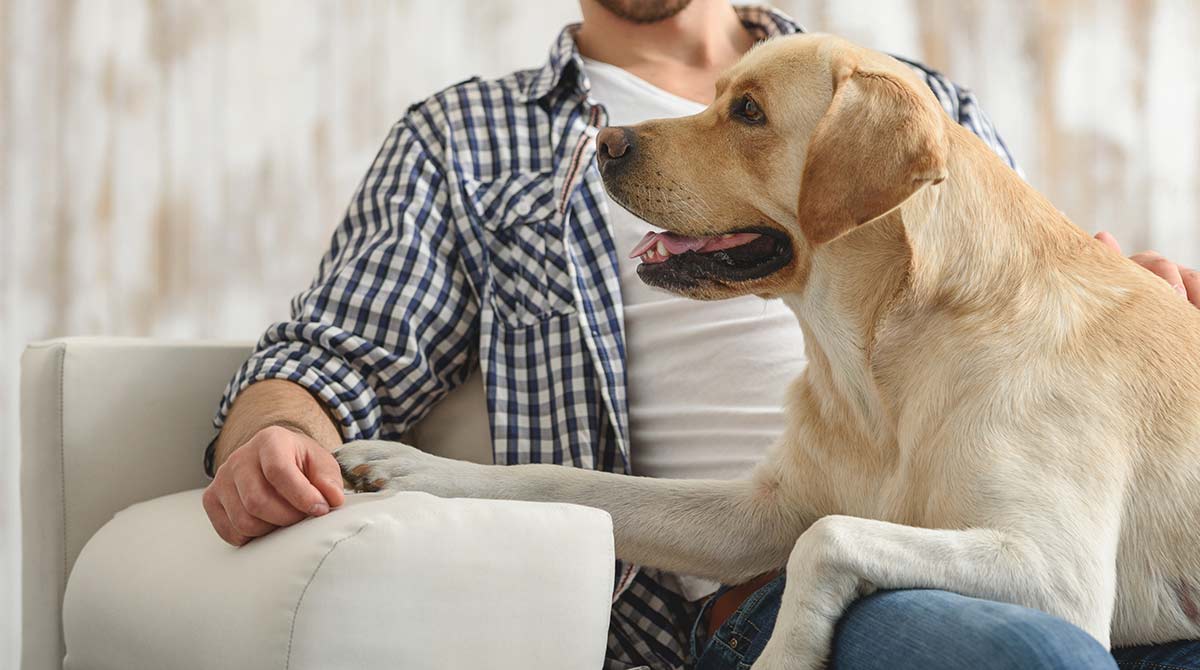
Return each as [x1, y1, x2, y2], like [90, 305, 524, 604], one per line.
[214, 119, 479, 442]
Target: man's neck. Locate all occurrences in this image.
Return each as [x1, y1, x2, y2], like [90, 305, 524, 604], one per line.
[575, 0, 756, 104]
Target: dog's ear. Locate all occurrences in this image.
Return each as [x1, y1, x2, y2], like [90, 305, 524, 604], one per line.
[797, 61, 948, 246]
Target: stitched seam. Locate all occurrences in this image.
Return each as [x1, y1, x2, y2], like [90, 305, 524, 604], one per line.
[57, 344, 68, 586]
[1116, 662, 1196, 670]
[559, 128, 587, 212]
[284, 522, 372, 669]
[559, 105, 599, 213]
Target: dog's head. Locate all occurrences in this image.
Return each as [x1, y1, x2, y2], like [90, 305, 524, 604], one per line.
[598, 33, 949, 300]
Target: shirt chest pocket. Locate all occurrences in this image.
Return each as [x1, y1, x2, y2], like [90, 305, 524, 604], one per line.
[465, 172, 577, 327]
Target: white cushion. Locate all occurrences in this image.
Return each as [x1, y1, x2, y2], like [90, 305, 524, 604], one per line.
[63, 489, 614, 670]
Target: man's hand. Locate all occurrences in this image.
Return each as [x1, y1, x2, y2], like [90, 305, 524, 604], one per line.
[1095, 231, 1200, 309]
[203, 425, 346, 546]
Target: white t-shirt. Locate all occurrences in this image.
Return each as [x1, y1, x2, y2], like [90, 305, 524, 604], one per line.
[582, 58, 809, 482]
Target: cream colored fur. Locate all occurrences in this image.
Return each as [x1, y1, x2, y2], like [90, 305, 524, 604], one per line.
[336, 33, 1200, 669]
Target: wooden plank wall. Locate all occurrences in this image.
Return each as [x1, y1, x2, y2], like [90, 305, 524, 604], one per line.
[2, 1, 1198, 663]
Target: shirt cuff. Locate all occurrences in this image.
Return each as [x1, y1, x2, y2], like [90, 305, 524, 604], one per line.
[212, 337, 383, 444]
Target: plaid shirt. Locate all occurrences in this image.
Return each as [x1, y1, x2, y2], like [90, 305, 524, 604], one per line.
[215, 7, 1018, 668]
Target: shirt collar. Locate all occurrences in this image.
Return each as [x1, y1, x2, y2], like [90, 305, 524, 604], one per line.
[520, 5, 804, 104]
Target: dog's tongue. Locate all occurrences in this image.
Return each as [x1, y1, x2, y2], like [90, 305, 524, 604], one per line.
[628, 231, 761, 259]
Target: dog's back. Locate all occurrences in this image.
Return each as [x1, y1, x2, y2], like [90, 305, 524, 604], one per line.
[920, 123, 1200, 645]
[1085, 254, 1200, 644]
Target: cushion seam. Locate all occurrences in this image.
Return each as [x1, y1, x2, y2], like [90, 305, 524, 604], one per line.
[58, 344, 68, 585]
[284, 521, 372, 669]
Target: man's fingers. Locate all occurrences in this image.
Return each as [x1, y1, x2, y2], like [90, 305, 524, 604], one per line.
[305, 446, 347, 509]
[1095, 234, 1194, 304]
[1095, 231, 1122, 254]
[217, 486, 276, 538]
[1126, 250, 1200, 307]
[1182, 268, 1200, 309]
[203, 486, 250, 546]
[236, 468, 306, 527]
[1097, 236, 1194, 303]
[1131, 252, 1186, 295]
[1129, 250, 1166, 267]
[261, 444, 334, 516]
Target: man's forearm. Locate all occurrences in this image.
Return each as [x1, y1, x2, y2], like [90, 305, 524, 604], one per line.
[213, 379, 343, 469]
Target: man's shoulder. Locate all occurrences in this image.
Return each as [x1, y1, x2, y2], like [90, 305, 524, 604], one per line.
[398, 67, 550, 175]
[888, 54, 970, 121]
[406, 67, 538, 116]
[887, 53, 1017, 170]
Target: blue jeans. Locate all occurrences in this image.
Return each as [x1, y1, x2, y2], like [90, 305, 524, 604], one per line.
[691, 575, 1200, 669]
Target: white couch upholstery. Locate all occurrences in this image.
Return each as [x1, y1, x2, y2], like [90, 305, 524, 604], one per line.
[20, 338, 616, 669]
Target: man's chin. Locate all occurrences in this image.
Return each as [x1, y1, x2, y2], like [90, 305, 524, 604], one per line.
[593, 0, 694, 24]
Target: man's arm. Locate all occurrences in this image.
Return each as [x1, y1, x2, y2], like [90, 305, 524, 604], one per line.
[204, 117, 480, 545]
[213, 379, 342, 465]
[203, 380, 346, 546]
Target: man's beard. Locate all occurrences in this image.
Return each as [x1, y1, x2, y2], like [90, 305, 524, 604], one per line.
[594, 0, 694, 24]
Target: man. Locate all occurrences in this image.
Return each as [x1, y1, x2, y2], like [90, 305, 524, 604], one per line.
[203, 2, 1200, 668]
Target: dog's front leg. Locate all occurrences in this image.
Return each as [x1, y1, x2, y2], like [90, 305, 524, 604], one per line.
[336, 439, 812, 584]
[751, 515, 1116, 670]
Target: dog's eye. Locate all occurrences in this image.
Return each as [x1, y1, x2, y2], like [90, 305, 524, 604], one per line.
[733, 94, 765, 124]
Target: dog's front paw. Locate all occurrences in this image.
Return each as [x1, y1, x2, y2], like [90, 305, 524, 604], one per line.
[335, 440, 477, 496]
[749, 597, 833, 670]
[334, 440, 418, 492]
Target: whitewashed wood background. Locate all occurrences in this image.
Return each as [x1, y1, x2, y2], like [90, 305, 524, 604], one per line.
[3, 0, 1198, 663]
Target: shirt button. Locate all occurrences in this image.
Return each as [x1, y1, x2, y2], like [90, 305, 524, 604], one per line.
[729, 638, 738, 649]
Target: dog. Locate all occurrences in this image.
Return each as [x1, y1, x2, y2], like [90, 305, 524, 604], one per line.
[335, 33, 1200, 669]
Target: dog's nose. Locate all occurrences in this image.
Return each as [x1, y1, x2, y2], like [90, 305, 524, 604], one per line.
[597, 127, 635, 168]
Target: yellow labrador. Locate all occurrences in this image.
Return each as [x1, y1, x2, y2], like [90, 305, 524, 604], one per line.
[336, 33, 1200, 669]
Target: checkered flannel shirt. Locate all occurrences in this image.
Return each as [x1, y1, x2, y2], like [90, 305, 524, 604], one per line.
[214, 6, 1018, 668]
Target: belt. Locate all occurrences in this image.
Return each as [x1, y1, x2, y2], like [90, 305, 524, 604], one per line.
[705, 570, 781, 639]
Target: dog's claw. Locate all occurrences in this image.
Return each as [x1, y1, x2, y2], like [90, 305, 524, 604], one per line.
[339, 462, 379, 492]
[335, 452, 375, 492]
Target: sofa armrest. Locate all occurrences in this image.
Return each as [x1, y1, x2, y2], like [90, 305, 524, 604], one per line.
[21, 337, 501, 669]
[21, 338, 255, 670]
[63, 489, 615, 670]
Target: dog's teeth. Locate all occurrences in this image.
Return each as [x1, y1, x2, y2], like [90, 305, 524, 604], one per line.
[722, 234, 732, 238]
[657, 241, 668, 257]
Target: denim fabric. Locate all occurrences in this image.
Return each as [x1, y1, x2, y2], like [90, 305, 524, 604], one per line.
[1112, 639, 1200, 670]
[692, 574, 1200, 670]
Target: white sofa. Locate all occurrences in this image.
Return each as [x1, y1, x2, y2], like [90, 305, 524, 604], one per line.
[20, 338, 616, 669]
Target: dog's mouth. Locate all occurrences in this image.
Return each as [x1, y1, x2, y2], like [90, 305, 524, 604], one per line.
[629, 226, 793, 290]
